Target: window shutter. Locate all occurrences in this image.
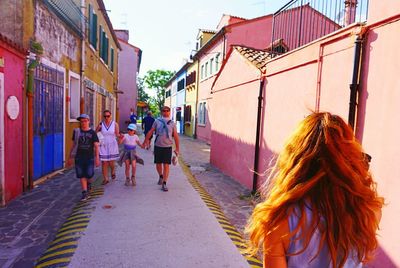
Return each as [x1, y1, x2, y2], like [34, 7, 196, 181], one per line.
[105, 37, 109, 64]
[93, 13, 97, 49]
[110, 48, 114, 71]
[88, 4, 93, 43]
[99, 26, 103, 57]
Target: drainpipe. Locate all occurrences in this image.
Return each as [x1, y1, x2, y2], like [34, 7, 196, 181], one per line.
[80, 0, 86, 113]
[252, 76, 265, 195]
[348, 34, 364, 129]
[26, 57, 39, 189]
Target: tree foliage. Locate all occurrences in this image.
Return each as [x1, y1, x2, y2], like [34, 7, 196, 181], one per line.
[143, 69, 175, 113]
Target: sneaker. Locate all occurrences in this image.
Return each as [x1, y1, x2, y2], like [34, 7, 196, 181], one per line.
[124, 178, 130, 186]
[81, 191, 89, 201]
[162, 183, 168, 192]
[131, 176, 136, 186]
[157, 177, 163, 185]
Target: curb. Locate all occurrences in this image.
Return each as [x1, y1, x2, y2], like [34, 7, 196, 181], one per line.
[34, 183, 104, 268]
[178, 157, 263, 268]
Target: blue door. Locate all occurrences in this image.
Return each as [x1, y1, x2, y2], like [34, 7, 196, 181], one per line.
[33, 64, 64, 180]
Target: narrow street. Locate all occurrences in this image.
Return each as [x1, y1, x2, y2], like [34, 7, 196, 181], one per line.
[0, 135, 260, 268]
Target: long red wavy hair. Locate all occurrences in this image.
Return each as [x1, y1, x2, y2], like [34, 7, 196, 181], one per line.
[245, 112, 384, 267]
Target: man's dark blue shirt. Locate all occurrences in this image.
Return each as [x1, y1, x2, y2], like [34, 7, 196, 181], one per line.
[142, 115, 155, 134]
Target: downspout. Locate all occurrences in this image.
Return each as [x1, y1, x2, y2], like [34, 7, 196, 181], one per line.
[348, 33, 364, 129]
[252, 74, 265, 195]
[80, 0, 86, 114]
[26, 57, 39, 189]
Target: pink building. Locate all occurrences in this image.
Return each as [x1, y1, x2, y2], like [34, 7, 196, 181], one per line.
[193, 14, 273, 143]
[0, 34, 26, 205]
[211, 0, 400, 265]
[115, 30, 142, 129]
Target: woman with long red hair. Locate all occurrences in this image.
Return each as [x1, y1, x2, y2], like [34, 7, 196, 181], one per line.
[245, 112, 383, 268]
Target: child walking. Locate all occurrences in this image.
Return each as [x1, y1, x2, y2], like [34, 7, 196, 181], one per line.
[118, 124, 144, 186]
[68, 114, 100, 201]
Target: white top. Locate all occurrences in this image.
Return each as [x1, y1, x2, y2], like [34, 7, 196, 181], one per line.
[123, 134, 140, 150]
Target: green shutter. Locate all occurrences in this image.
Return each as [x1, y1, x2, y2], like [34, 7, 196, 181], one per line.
[99, 26, 103, 57]
[93, 13, 97, 49]
[88, 4, 92, 43]
[105, 37, 109, 64]
[110, 48, 114, 71]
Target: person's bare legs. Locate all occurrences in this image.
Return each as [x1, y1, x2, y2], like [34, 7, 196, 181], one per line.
[124, 160, 131, 186]
[131, 160, 137, 186]
[80, 178, 88, 191]
[102, 161, 110, 184]
[162, 164, 170, 183]
[110, 161, 116, 180]
[156, 163, 163, 185]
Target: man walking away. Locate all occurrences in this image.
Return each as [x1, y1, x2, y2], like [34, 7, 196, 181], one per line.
[68, 114, 100, 200]
[144, 106, 179, 192]
[141, 111, 155, 149]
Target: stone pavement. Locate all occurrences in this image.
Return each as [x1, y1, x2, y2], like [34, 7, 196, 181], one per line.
[0, 168, 103, 268]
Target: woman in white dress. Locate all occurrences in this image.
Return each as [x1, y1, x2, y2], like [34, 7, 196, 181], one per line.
[96, 110, 120, 184]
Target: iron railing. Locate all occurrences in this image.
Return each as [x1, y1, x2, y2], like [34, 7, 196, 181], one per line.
[270, 0, 369, 56]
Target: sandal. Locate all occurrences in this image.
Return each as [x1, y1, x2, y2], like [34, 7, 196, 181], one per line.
[101, 180, 109, 185]
[111, 174, 116, 180]
[131, 176, 136, 186]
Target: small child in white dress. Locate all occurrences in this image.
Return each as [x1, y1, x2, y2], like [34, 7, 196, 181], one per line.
[118, 124, 144, 186]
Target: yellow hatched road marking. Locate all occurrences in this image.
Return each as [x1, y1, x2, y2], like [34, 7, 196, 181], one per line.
[55, 228, 86, 238]
[36, 249, 75, 265]
[35, 257, 71, 268]
[58, 223, 89, 232]
[46, 241, 78, 252]
[49, 234, 81, 246]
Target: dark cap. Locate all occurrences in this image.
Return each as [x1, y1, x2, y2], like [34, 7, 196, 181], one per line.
[77, 114, 90, 121]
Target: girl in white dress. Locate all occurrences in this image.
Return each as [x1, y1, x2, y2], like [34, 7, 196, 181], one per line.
[96, 110, 120, 184]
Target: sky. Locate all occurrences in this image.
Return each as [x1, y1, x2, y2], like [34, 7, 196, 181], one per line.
[103, 0, 289, 77]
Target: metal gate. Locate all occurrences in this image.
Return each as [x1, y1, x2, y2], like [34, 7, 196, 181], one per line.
[33, 64, 64, 180]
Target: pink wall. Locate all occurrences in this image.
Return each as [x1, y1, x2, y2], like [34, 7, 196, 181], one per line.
[210, 13, 400, 265]
[117, 39, 140, 129]
[0, 41, 25, 204]
[356, 18, 400, 267]
[211, 49, 261, 188]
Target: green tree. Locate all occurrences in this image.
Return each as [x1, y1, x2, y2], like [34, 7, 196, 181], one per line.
[143, 69, 175, 113]
[137, 77, 149, 103]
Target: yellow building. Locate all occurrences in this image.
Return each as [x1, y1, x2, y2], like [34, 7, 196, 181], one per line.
[184, 61, 199, 137]
[82, 0, 120, 127]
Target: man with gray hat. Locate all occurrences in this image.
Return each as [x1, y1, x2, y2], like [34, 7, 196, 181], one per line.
[68, 114, 100, 201]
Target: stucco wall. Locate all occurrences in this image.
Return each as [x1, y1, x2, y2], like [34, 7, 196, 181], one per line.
[211, 49, 261, 188]
[0, 43, 25, 204]
[357, 18, 400, 267]
[117, 40, 139, 129]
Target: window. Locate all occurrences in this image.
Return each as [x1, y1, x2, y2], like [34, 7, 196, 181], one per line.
[184, 105, 191, 123]
[198, 102, 206, 125]
[165, 90, 171, 98]
[205, 62, 209, 77]
[177, 79, 185, 91]
[69, 73, 80, 120]
[201, 65, 204, 79]
[88, 4, 97, 48]
[215, 54, 220, 72]
[210, 58, 214, 74]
